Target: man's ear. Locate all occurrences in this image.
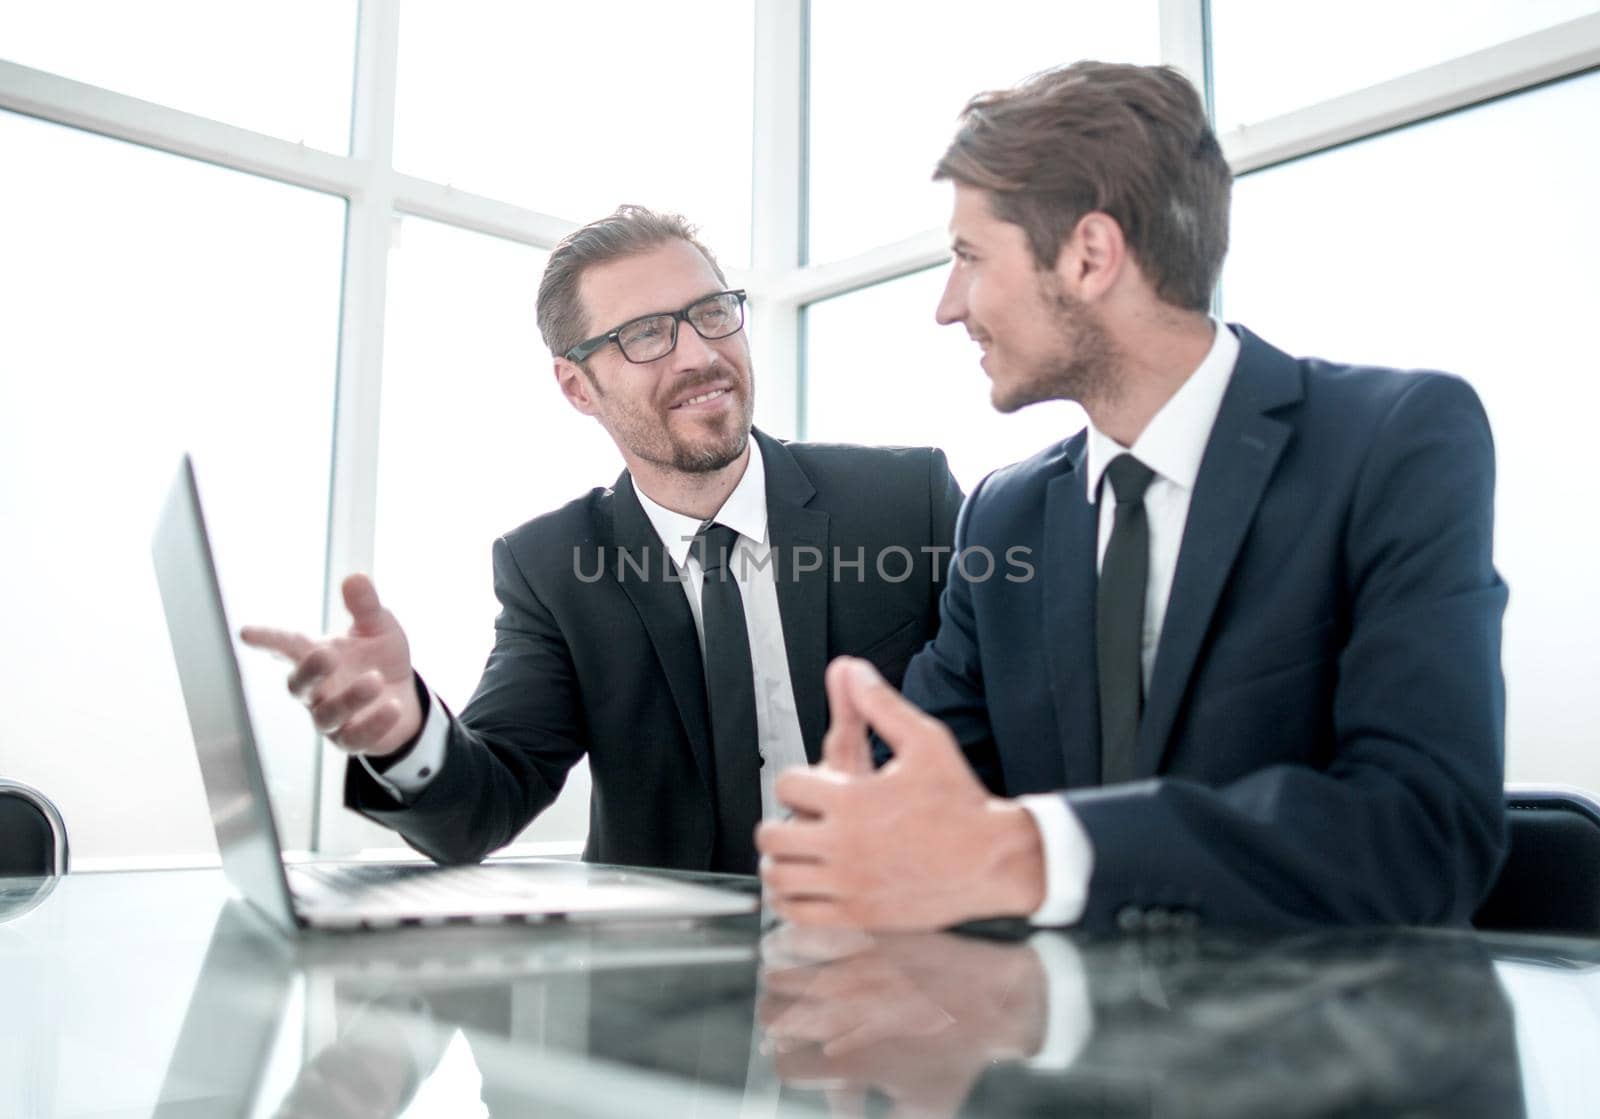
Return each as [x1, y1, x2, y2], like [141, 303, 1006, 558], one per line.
[553, 358, 601, 416]
[1054, 211, 1127, 302]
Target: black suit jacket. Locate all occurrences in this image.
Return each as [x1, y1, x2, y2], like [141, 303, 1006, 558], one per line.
[901, 325, 1508, 929]
[348, 429, 963, 872]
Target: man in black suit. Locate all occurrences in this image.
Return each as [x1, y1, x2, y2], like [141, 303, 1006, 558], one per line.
[758, 62, 1507, 929]
[244, 206, 962, 875]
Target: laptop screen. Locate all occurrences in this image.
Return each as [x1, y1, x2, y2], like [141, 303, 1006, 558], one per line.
[152, 455, 299, 932]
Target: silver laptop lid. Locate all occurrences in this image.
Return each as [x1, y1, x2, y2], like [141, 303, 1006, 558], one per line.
[152, 455, 299, 933]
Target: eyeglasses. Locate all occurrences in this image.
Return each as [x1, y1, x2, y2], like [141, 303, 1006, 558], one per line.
[564, 289, 747, 364]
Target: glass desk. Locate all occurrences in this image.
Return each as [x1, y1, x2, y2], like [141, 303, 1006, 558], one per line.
[2, 865, 1596, 1117]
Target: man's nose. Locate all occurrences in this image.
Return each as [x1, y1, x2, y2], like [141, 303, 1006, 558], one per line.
[667, 319, 719, 370]
[934, 267, 965, 326]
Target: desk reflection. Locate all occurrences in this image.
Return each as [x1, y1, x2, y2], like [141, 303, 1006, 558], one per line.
[758, 926, 1525, 1118]
[152, 901, 1526, 1118]
[155, 902, 763, 1117]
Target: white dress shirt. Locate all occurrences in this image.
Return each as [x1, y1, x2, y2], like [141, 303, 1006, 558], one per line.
[1018, 320, 1241, 925]
[365, 438, 811, 826]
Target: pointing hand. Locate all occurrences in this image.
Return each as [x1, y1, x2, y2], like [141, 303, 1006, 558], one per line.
[240, 574, 423, 756]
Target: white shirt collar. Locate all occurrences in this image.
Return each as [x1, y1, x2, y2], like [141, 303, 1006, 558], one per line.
[1084, 319, 1241, 503]
[633, 435, 769, 566]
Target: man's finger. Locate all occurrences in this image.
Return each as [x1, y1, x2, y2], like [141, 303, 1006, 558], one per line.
[773, 766, 851, 819]
[759, 963, 828, 1001]
[822, 1086, 870, 1117]
[763, 996, 862, 1048]
[760, 923, 875, 968]
[286, 646, 338, 698]
[773, 1043, 868, 1086]
[761, 858, 843, 903]
[756, 990, 809, 1030]
[824, 1018, 919, 1059]
[774, 897, 860, 928]
[239, 626, 315, 662]
[840, 658, 944, 762]
[342, 573, 388, 633]
[331, 699, 403, 753]
[309, 670, 386, 733]
[820, 657, 872, 776]
[755, 822, 828, 862]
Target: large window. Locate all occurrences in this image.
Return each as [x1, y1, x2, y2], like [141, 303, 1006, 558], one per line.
[6, 3, 1598, 868]
[804, 265, 1084, 492]
[806, 0, 1161, 264]
[368, 216, 624, 851]
[0, 1, 357, 151]
[1210, 0, 1600, 129]
[393, 0, 756, 264]
[0, 109, 344, 860]
[1223, 68, 1600, 793]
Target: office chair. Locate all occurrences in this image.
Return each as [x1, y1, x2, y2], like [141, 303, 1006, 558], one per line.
[0, 778, 69, 878]
[1473, 785, 1600, 935]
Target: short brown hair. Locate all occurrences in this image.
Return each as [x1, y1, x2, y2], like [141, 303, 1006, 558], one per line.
[536, 205, 728, 361]
[934, 61, 1231, 312]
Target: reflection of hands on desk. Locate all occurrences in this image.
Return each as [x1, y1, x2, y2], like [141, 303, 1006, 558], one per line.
[759, 924, 878, 969]
[761, 931, 955, 1057]
[758, 927, 1086, 1117]
[273, 993, 446, 1119]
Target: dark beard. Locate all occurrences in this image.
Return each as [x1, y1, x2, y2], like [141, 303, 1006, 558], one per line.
[651, 375, 755, 474]
[993, 281, 1118, 413]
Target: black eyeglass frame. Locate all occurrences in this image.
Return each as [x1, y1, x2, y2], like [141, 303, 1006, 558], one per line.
[563, 289, 748, 364]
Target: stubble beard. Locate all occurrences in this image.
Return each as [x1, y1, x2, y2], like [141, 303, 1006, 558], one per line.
[611, 367, 756, 476]
[664, 404, 752, 473]
[991, 278, 1120, 414]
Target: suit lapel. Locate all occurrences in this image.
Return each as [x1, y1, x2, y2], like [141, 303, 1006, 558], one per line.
[1043, 437, 1101, 790]
[756, 430, 830, 764]
[604, 473, 715, 797]
[1135, 327, 1303, 777]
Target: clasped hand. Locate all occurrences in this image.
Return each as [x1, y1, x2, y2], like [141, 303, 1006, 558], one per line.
[757, 657, 1046, 930]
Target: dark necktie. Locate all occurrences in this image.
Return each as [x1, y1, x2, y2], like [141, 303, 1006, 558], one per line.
[1097, 454, 1155, 785]
[694, 521, 762, 874]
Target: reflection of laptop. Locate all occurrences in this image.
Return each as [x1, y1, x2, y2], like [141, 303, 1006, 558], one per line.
[151, 455, 757, 933]
[155, 900, 758, 1117]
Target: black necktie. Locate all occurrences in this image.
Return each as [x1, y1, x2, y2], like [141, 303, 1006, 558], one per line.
[694, 521, 762, 874]
[1097, 454, 1155, 785]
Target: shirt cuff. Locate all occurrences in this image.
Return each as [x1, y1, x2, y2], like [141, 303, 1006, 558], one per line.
[359, 689, 449, 800]
[1022, 933, 1094, 1070]
[1016, 794, 1093, 926]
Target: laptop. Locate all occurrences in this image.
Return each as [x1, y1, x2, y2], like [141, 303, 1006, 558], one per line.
[151, 455, 758, 933]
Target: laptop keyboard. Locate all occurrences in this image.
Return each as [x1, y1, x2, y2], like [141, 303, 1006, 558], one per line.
[290, 862, 552, 907]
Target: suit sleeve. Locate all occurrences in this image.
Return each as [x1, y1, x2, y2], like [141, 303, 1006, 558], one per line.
[893, 471, 1006, 790]
[1069, 374, 1508, 929]
[928, 447, 964, 564]
[345, 535, 587, 865]
[917, 445, 967, 654]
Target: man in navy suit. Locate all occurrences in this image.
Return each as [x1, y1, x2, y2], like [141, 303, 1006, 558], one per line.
[757, 62, 1507, 930]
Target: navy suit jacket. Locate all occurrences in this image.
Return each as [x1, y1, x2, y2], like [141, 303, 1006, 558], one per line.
[901, 325, 1508, 930]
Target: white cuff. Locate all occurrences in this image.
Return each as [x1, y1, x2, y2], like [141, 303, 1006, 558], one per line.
[1022, 933, 1093, 1070]
[359, 689, 449, 800]
[1017, 794, 1093, 926]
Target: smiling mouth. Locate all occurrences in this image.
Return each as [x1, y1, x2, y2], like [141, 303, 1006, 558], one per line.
[672, 387, 731, 409]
